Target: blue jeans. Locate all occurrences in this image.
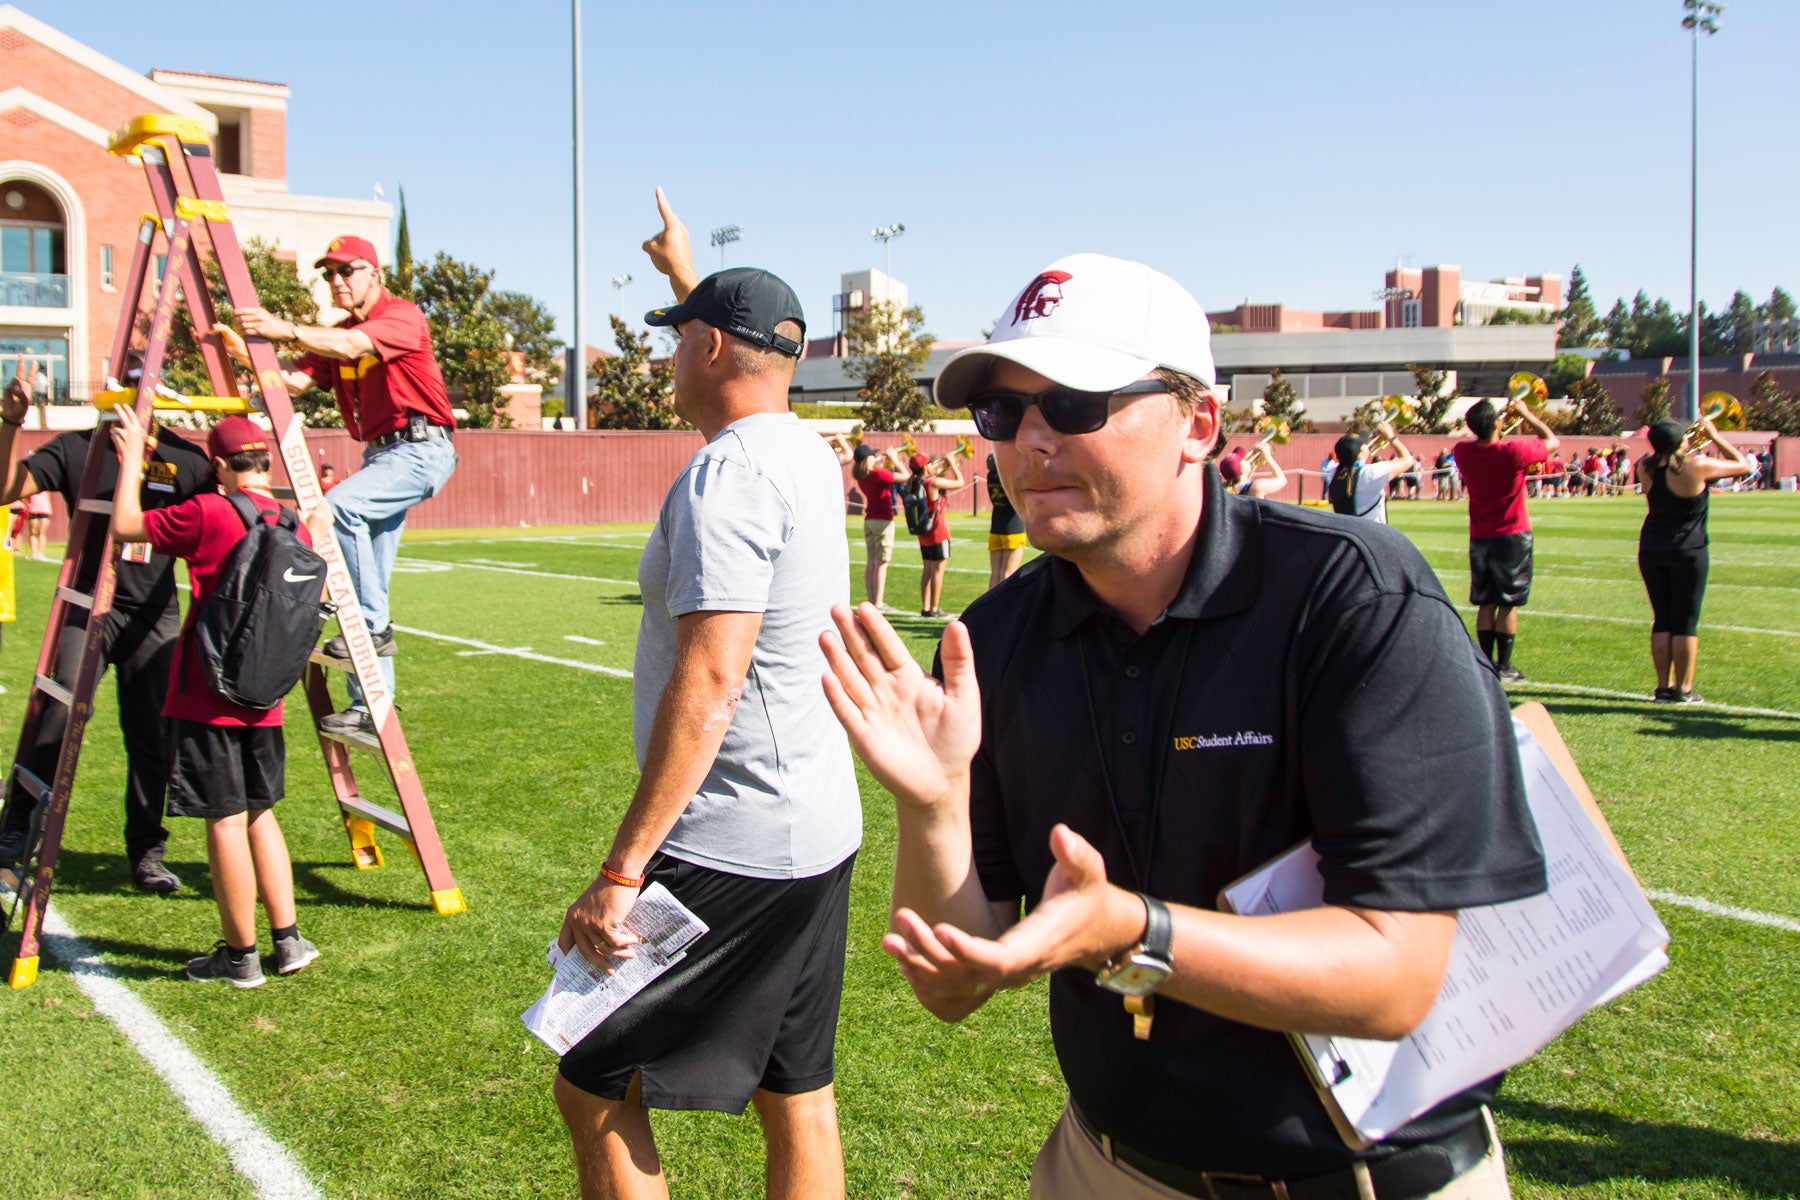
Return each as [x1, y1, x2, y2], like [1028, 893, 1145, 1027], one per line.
[328, 434, 457, 707]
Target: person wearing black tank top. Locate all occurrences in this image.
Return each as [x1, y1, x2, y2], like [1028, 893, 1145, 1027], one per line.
[1635, 417, 1751, 704]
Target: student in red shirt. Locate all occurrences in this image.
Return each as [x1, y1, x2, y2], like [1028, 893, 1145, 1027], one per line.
[110, 409, 332, 988]
[1451, 398, 1560, 681]
[907, 451, 967, 618]
[828, 435, 907, 612]
[217, 234, 457, 738]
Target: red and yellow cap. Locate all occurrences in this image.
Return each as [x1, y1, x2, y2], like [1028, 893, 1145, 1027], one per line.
[208, 416, 269, 459]
[314, 234, 380, 271]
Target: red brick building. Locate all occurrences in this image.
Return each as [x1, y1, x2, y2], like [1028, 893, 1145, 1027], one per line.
[0, 5, 387, 403]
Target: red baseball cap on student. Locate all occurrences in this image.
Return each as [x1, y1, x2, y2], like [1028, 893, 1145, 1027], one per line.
[314, 234, 380, 271]
[909, 453, 929, 472]
[209, 416, 269, 459]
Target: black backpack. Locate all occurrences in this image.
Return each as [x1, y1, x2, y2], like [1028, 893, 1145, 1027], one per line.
[1328, 463, 1381, 517]
[902, 475, 936, 536]
[193, 493, 331, 709]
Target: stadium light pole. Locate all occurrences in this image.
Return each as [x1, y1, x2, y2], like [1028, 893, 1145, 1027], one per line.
[1683, 0, 1723, 423]
[611, 274, 632, 317]
[710, 225, 742, 269]
[570, 0, 586, 428]
[871, 223, 905, 279]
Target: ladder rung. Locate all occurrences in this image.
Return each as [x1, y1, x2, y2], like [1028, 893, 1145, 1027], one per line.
[271, 487, 296, 501]
[309, 651, 353, 674]
[11, 767, 50, 805]
[338, 794, 414, 842]
[32, 676, 72, 707]
[318, 726, 382, 754]
[76, 499, 113, 515]
[55, 587, 93, 610]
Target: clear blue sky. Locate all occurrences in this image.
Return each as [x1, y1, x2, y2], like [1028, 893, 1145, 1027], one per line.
[53, 0, 1800, 347]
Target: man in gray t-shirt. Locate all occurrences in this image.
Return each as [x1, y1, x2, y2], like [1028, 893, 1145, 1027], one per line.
[555, 190, 860, 1200]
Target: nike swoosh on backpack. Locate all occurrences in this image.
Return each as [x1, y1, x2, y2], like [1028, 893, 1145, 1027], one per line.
[283, 568, 319, 583]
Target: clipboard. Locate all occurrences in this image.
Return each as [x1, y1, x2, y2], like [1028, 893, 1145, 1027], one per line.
[1218, 702, 1665, 1149]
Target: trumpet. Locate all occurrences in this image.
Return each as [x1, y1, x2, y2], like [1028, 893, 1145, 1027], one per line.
[900, 433, 918, 460]
[1364, 395, 1416, 455]
[1240, 403, 1302, 474]
[1499, 372, 1548, 437]
[1672, 392, 1744, 465]
[925, 435, 977, 474]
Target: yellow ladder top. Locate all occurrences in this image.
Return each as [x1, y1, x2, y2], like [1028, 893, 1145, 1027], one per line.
[109, 114, 210, 158]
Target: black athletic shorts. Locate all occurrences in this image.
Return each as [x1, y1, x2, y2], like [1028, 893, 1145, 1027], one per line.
[1639, 547, 1708, 636]
[920, 541, 950, 562]
[1468, 533, 1534, 608]
[166, 720, 286, 819]
[558, 851, 856, 1113]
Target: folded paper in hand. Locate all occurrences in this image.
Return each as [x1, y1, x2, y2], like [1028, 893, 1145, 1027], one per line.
[522, 882, 709, 1056]
[1220, 711, 1669, 1147]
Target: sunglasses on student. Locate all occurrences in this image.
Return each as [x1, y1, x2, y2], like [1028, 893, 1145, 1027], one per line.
[320, 263, 367, 282]
[965, 379, 1170, 442]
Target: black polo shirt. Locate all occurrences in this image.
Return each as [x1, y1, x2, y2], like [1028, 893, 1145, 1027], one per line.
[23, 426, 216, 615]
[951, 466, 1546, 1177]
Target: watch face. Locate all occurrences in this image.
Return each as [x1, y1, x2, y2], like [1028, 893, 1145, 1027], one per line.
[1097, 954, 1171, 998]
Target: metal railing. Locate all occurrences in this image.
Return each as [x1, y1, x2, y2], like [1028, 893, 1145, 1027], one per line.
[0, 272, 70, 308]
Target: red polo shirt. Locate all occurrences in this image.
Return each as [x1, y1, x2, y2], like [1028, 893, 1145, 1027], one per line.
[142, 490, 313, 727]
[1453, 438, 1549, 538]
[298, 292, 453, 442]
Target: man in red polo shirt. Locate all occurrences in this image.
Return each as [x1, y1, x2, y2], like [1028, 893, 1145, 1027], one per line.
[218, 234, 457, 736]
[1451, 396, 1559, 682]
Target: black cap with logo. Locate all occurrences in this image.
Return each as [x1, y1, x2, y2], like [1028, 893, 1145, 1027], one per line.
[645, 268, 807, 357]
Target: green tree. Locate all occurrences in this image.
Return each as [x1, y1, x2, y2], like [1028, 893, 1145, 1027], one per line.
[391, 186, 415, 298]
[1561, 377, 1623, 436]
[589, 315, 681, 429]
[1639, 377, 1673, 426]
[1602, 298, 1631, 351]
[1639, 298, 1685, 358]
[1558, 265, 1601, 348]
[161, 237, 340, 426]
[410, 252, 514, 428]
[1723, 290, 1757, 354]
[1545, 352, 1591, 399]
[1486, 307, 1554, 326]
[490, 289, 563, 398]
[1408, 363, 1460, 433]
[846, 300, 936, 432]
[1757, 287, 1796, 322]
[1258, 368, 1313, 431]
[1745, 370, 1800, 436]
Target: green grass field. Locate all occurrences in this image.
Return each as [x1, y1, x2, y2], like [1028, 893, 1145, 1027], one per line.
[2, 494, 1796, 1199]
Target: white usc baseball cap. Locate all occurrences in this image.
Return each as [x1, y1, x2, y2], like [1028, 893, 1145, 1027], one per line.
[934, 253, 1217, 409]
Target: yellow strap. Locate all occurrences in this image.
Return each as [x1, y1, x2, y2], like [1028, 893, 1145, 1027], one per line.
[174, 197, 230, 223]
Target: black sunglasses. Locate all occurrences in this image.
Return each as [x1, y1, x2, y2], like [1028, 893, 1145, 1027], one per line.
[320, 263, 366, 281]
[965, 379, 1170, 441]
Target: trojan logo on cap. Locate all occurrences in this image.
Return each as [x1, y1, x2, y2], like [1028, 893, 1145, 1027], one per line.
[1012, 271, 1073, 325]
[314, 234, 381, 272]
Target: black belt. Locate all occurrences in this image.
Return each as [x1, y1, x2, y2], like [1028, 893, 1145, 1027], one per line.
[1070, 1102, 1491, 1200]
[368, 421, 453, 449]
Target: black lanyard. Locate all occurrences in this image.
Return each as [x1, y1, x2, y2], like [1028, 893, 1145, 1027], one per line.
[1074, 618, 1196, 893]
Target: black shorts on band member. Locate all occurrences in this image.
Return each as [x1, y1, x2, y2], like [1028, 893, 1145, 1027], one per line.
[558, 851, 855, 1113]
[1468, 533, 1534, 608]
[1639, 547, 1708, 636]
[166, 720, 286, 820]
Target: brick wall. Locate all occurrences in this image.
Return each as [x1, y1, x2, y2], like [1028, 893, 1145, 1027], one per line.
[247, 108, 285, 181]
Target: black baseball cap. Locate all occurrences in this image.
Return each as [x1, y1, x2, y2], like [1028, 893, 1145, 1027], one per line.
[645, 268, 806, 357]
[1335, 433, 1365, 465]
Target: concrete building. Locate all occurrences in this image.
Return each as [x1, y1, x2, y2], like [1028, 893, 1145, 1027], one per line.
[0, 5, 388, 402]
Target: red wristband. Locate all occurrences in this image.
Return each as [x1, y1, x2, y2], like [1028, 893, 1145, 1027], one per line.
[601, 865, 643, 889]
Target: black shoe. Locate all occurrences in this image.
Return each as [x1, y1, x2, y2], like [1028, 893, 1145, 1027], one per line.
[322, 627, 397, 659]
[318, 708, 376, 737]
[131, 845, 182, 894]
[1497, 665, 1526, 683]
[1653, 687, 1678, 703]
[0, 827, 28, 870]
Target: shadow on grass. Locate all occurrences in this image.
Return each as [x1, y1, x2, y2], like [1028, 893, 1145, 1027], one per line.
[600, 593, 643, 607]
[1499, 1098, 1800, 1197]
[40, 929, 189, 981]
[37, 849, 428, 915]
[1535, 700, 1800, 735]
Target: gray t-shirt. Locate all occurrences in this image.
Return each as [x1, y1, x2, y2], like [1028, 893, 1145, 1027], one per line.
[634, 412, 860, 879]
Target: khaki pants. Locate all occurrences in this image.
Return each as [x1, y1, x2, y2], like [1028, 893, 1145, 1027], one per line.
[1029, 1101, 1512, 1200]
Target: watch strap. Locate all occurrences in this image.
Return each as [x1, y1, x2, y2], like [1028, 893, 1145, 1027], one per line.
[1138, 894, 1173, 962]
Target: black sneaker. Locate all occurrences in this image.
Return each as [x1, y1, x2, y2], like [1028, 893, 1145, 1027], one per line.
[272, 934, 320, 976]
[186, 941, 265, 989]
[1497, 665, 1527, 683]
[131, 845, 182, 894]
[322, 627, 397, 659]
[318, 708, 376, 737]
[1653, 687, 1679, 703]
[0, 827, 28, 869]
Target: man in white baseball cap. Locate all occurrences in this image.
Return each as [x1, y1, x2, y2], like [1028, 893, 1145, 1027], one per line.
[822, 254, 1544, 1198]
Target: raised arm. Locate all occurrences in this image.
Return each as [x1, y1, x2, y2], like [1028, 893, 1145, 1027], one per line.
[108, 405, 151, 542]
[211, 323, 318, 394]
[642, 187, 700, 303]
[0, 375, 42, 506]
[1694, 418, 1752, 481]
[1508, 398, 1560, 454]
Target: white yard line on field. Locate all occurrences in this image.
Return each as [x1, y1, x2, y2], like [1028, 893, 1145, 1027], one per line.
[564, 635, 606, 646]
[1428, 565, 1798, 594]
[1645, 890, 1800, 935]
[41, 903, 326, 1200]
[1451, 603, 1799, 639]
[394, 558, 637, 587]
[1506, 680, 1800, 721]
[393, 625, 632, 678]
